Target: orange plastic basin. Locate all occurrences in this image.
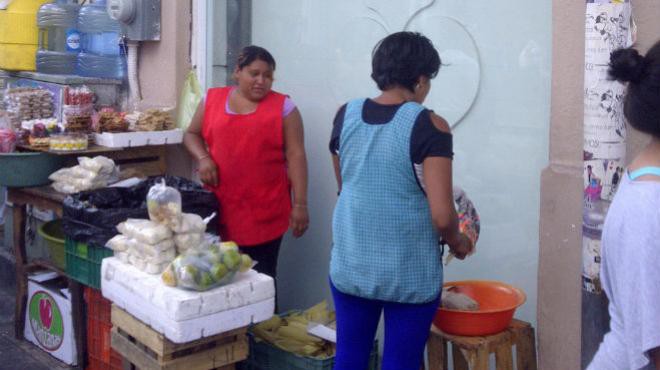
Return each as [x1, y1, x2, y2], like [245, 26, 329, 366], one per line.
[434, 280, 526, 336]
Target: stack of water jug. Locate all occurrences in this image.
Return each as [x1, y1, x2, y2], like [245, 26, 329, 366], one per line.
[36, 0, 125, 79]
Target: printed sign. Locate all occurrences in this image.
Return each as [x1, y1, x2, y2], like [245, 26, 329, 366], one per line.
[28, 291, 64, 351]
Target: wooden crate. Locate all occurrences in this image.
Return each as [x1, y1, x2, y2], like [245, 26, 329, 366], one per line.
[110, 305, 248, 370]
[427, 319, 537, 370]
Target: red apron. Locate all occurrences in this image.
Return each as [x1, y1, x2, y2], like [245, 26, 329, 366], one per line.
[202, 87, 291, 245]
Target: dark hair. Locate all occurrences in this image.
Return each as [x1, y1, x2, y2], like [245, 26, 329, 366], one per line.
[237, 45, 276, 70]
[371, 32, 441, 93]
[608, 42, 660, 137]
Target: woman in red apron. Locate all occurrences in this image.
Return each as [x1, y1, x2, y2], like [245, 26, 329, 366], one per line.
[184, 46, 309, 283]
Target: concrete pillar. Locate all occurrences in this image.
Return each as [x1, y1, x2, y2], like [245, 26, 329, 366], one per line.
[538, 2, 660, 369]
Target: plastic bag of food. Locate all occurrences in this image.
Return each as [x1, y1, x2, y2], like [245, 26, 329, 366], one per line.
[147, 179, 182, 226]
[445, 187, 481, 265]
[78, 156, 115, 175]
[141, 248, 176, 265]
[128, 238, 175, 259]
[106, 234, 131, 251]
[171, 212, 215, 234]
[114, 251, 129, 263]
[49, 168, 74, 183]
[117, 218, 172, 245]
[174, 232, 205, 253]
[69, 165, 98, 180]
[441, 286, 480, 311]
[146, 262, 170, 275]
[161, 241, 253, 291]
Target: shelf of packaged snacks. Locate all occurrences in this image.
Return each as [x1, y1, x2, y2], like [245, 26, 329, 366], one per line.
[16, 143, 120, 155]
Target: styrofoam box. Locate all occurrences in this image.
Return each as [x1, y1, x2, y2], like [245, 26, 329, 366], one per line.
[94, 129, 183, 148]
[101, 257, 275, 343]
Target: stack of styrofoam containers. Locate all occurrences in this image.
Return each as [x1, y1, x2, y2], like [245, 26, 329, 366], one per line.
[101, 257, 275, 343]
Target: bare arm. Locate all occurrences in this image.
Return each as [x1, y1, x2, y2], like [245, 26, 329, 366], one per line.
[183, 100, 218, 187]
[283, 108, 309, 237]
[423, 113, 472, 258]
[332, 155, 341, 193]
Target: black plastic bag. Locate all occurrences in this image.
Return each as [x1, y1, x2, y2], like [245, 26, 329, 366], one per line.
[63, 176, 219, 247]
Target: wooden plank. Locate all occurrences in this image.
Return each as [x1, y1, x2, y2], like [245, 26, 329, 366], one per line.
[161, 335, 248, 370]
[111, 305, 169, 356]
[112, 328, 163, 370]
[426, 331, 448, 370]
[13, 202, 27, 339]
[474, 347, 490, 370]
[451, 344, 469, 370]
[495, 343, 513, 370]
[112, 305, 248, 358]
[515, 325, 538, 370]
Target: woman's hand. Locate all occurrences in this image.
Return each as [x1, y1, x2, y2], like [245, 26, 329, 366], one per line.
[290, 205, 309, 238]
[198, 157, 218, 187]
[448, 233, 474, 260]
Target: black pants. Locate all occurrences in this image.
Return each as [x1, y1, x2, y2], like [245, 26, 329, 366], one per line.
[239, 236, 283, 311]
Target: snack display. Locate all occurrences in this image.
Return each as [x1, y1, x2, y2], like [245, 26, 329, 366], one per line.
[3, 88, 54, 127]
[161, 241, 253, 291]
[62, 86, 94, 133]
[135, 109, 175, 131]
[49, 133, 88, 151]
[96, 110, 128, 133]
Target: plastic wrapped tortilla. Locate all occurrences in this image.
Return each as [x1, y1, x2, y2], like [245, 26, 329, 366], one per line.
[441, 286, 480, 311]
[161, 241, 253, 291]
[106, 234, 130, 252]
[171, 212, 214, 234]
[78, 156, 115, 175]
[174, 232, 205, 253]
[116, 218, 172, 245]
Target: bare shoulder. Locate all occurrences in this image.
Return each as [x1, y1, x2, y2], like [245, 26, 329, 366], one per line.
[428, 112, 451, 134]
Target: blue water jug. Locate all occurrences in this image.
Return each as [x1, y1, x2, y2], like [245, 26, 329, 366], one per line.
[36, 0, 81, 75]
[76, 0, 125, 79]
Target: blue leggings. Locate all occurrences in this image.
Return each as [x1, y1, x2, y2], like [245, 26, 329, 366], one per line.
[330, 281, 440, 370]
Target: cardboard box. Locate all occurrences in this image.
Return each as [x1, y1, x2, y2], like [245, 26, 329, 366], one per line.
[24, 271, 78, 366]
[94, 129, 183, 148]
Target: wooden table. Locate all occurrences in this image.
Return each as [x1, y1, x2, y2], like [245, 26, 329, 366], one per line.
[7, 185, 87, 367]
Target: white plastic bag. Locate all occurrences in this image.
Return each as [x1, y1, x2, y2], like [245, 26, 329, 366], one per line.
[128, 238, 175, 259]
[171, 212, 215, 234]
[117, 219, 172, 245]
[106, 234, 131, 251]
[174, 232, 205, 253]
[78, 156, 115, 175]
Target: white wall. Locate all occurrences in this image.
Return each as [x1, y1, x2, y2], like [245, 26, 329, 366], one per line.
[251, 0, 551, 328]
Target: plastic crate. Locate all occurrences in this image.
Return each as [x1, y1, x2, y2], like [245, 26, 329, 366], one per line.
[65, 239, 113, 289]
[242, 334, 378, 370]
[84, 287, 123, 370]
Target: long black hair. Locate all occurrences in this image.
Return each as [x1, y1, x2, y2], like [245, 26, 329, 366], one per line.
[609, 42, 660, 137]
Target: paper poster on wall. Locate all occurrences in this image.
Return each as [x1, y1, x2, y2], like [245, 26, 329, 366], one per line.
[582, 0, 631, 292]
[582, 227, 603, 294]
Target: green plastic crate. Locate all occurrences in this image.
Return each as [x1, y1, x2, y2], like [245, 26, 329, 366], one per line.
[65, 238, 113, 289]
[242, 334, 378, 370]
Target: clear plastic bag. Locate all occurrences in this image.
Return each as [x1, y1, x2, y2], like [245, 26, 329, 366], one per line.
[171, 212, 215, 234]
[106, 234, 131, 251]
[173, 232, 205, 253]
[78, 156, 115, 175]
[161, 242, 253, 291]
[116, 218, 172, 245]
[147, 179, 182, 226]
[128, 238, 175, 259]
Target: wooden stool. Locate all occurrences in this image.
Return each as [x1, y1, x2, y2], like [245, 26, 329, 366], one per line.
[110, 305, 248, 370]
[426, 319, 537, 370]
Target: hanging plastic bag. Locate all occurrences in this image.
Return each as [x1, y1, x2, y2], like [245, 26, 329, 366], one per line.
[176, 70, 203, 129]
[161, 241, 253, 291]
[147, 179, 182, 227]
[445, 187, 481, 265]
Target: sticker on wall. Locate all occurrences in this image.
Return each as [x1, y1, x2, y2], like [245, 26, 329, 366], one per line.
[584, 85, 626, 142]
[582, 228, 603, 294]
